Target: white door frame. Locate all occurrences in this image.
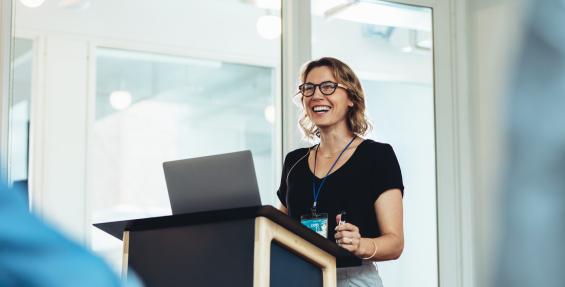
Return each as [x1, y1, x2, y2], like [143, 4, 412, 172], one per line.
[0, 0, 13, 182]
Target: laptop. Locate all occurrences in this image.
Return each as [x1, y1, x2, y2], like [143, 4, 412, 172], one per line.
[163, 150, 262, 214]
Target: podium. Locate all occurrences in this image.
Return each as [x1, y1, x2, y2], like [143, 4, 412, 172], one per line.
[95, 205, 361, 287]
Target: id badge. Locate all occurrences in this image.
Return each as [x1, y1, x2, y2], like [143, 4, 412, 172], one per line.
[300, 212, 328, 238]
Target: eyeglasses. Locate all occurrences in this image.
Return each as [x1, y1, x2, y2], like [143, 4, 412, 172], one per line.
[297, 81, 349, 97]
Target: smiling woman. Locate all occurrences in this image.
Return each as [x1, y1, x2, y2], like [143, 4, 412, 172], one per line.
[297, 57, 370, 141]
[278, 57, 404, 287]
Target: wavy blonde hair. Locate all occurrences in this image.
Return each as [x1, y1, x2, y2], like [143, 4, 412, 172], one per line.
[297, 57, 372, 140]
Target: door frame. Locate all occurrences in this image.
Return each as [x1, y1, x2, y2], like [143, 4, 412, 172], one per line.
[0, 0, 13, 182]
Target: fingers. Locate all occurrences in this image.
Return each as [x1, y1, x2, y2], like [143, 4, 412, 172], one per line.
[334, 221, 362, 254]
[336, 236, 359, 245]
[335, 228, 361, 247]
[334, 223, 360, 246]
[334, 230, 359, 240]
[335, 213, 341, 225]
[334, 222, 359, 233]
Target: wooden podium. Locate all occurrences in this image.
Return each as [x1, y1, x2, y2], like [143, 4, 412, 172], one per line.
[95, 205, 361, 287]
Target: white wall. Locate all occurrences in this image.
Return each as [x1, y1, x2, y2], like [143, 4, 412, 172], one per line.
[364, 81, 437, 287]
[15, 0, 278, 66]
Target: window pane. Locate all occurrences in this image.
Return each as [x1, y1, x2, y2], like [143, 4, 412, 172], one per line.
[90, 47, 277, 267]
[75, 0, 282, 269]
[311, 1, 437, 286]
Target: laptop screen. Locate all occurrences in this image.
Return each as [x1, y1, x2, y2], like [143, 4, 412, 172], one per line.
[163, 150, 262, 214]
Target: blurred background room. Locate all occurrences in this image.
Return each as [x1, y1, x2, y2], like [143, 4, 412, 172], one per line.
[1, 0, 563, 286]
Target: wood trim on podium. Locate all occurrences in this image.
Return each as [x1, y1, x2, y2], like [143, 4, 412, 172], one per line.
[122, 231, 130, 279]
[253, 216, 337, 287]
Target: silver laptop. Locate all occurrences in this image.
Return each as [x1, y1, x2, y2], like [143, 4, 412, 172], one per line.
[163, 150, 261, 214]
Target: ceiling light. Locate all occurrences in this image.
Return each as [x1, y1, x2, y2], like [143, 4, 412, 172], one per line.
[109, 90, 132, 110]
[417, 39, 433, 49]
[317, 0, 431, 32]
[401, 46, 414, 53]
[58, 0, 91, 10]
[19, 0, 45, 8]
[256, 15, 281, 40]
[264, 105, 275, 124]
[255, 0, 280, 10]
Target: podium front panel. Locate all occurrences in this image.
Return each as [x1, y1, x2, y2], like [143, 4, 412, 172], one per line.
[128, 218, 255, 287]
[270, 241, 323, 287]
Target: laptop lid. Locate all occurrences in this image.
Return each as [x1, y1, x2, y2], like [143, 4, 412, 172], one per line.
[163, 150, 261, 214]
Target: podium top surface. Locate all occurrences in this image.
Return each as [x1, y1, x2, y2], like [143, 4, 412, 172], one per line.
[94, 205, 361, 267]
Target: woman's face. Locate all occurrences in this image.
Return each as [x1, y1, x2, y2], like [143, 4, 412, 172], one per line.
[302, 66, 353, 131]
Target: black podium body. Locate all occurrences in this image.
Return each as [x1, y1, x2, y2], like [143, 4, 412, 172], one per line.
[95, 205, 361, 287]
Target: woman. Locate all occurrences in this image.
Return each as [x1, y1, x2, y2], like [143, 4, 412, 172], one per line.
[276, 57, 404, 287]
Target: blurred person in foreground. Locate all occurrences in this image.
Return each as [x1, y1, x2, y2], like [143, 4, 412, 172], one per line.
[0, 179, 141, 287]
[496, 0, 565, 286]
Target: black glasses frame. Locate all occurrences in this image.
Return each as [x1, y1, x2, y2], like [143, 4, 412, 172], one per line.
[297, 81, 348, 97]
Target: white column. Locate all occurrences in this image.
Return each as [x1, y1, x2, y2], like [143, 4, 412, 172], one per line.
[282, 0, 311, 154]
[37, 35, 89, 243]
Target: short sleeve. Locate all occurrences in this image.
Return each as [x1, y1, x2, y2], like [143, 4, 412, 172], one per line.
[371, 144, 404, 201]
[381, 144, 404, 196]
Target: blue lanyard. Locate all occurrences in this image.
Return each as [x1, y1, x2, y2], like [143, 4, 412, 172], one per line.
[311, 136, 356, 212]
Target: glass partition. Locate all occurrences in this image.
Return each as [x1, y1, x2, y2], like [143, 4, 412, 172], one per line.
[90, 47, 277, 266]
[13, 0, 281, 269]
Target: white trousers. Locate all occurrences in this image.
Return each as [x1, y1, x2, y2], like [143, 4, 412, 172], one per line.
[337, 261, 383, 287]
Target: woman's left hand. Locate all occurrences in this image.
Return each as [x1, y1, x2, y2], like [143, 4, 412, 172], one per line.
[334, 220, 364, 257]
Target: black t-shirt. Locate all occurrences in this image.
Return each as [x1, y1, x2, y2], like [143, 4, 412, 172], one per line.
[276, 139, 404, 242]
